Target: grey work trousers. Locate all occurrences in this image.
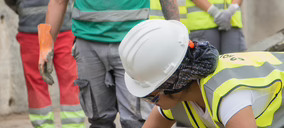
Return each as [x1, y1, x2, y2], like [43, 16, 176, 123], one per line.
[73, 38, 153, 128]
[189, 28, 247, 54]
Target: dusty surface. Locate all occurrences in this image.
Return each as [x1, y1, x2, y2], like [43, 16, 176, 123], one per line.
[0, 109, 122, 128]
[0, 109, 66, 128]
[0, 112, 33, 128]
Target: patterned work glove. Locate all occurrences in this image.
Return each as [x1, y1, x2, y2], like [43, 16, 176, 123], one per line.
[208, 4, 239, 31]
[38, 24, 54, 85]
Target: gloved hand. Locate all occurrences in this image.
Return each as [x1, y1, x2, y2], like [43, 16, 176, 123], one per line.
[207, 5, 228, 30]
[208, 4, 239, 31]
[38, 24, 54, 85]
[207, 5, 221, 19]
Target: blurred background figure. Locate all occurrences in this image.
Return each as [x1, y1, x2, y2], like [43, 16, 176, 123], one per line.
[189, 0, 247, 54]
[44, 0, 179, 127]
[4, 0, 85, 128]
[150, 0, 247, 54]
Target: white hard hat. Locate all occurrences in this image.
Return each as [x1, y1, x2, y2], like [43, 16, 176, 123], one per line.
[119, 20, 189, 97]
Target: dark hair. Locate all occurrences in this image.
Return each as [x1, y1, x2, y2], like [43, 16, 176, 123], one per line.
[182, 41, 219, 79]
[159, 41, 219, 94]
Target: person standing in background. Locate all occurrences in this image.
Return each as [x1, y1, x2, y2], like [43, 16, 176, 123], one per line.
[4, 0, 85, 128]
[150, 0, 247, 54]
[41, 0, 180, 128]
[188, 0, 247, 54]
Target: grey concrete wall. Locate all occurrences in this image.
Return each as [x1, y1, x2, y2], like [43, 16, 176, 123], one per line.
[242, 0, 284, 47]
[0, 0, 27, 115]
[0, 0, 60, 115]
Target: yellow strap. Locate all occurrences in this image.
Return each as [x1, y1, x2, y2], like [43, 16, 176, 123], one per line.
[161, 109, 175, 120]
[183, 102, 207, 128]
[256, 84, 283, 127]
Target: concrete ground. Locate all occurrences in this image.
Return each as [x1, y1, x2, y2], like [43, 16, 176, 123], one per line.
[0, 108, 122, 128]
[0, 110, 177, 128]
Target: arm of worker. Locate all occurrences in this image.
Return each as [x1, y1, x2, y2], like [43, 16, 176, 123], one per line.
[46, 0, 69, 41]
[218, 89, 264, 128]
[142, 106, 176, 128]
[4, 0, 17, 13]
[232, 0, 243, 6]
[159, 0, 180, 21]
[225, 106, 257, 128]
[37, 0, 69, 85]
[191, 0, 212, 12]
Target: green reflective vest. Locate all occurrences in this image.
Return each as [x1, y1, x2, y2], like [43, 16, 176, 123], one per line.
[161, 52, 284, 127]
[150, 0, 242, 31]
[72, 0, 150, 43]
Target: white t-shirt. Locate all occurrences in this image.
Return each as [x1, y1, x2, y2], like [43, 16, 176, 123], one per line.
[218, 87, 273, 126]
[159, 87, 274, 127]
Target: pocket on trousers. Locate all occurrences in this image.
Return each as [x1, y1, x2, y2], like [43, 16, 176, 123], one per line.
[72, 40, 79, 60]
[74, 79, 95, 118]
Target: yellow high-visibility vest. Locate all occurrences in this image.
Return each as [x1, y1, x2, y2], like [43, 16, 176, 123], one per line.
[150, 0, 243, 31]
[161, 52, 284, 127]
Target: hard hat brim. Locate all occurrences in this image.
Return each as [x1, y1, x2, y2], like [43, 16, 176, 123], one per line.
[125, 72, 159, 97]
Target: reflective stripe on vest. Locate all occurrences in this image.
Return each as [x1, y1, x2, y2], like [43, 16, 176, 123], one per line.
[61, 117, 85, 125]
[72, 8, 149, 22]
[172, 102, 207, 128]
[60, 105, 86, 128]
[29, 106, 55, 128]
[187, 4, 226, 13]
[200, 52, 284, 127]
[172, 102, 193, 127]
[18, 6, 72, 16]
[160, 108, 175, 120]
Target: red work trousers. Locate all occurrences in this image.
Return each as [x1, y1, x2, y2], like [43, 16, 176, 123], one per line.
[17, 30, 80, 108]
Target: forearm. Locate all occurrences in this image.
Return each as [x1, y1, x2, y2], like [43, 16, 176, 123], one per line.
[226, 106, 257, 128]
[192, 0, 212, 12]
[46, 0, 69, 41]
[159, 0, 180, 21]
[232, 0, 242, 6]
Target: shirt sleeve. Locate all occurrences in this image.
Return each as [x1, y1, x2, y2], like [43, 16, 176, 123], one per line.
[219, 88, 272, 126]
[219, 89, 253, 126]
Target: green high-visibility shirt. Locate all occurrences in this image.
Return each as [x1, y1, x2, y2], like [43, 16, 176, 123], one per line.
[72, 0, 150, 43]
